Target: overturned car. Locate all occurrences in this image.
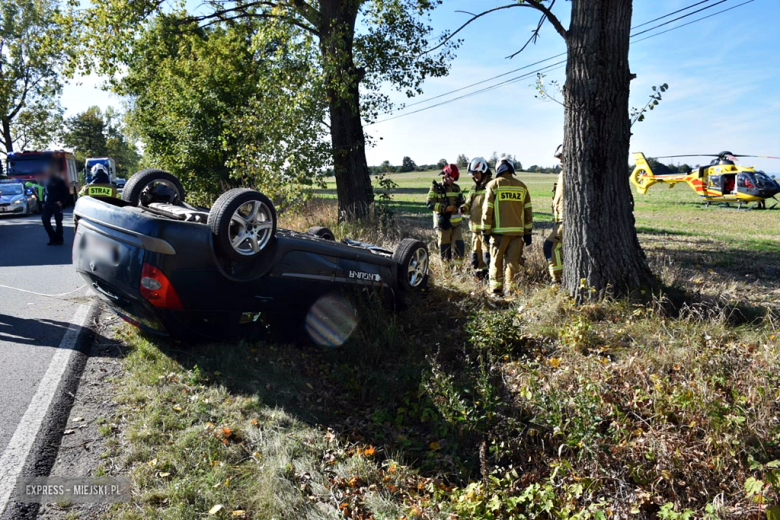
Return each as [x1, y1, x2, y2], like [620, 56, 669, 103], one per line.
[72, 169, 429, 341]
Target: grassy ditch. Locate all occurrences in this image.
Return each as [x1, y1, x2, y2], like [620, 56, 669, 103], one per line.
[98, 194, 780, 519]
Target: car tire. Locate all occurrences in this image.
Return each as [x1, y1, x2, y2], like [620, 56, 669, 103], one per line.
[393, 238, 429, 291]
[209, 188, 277, 261]
[122, 169, 185, 207]
[306, 226, 335, 241]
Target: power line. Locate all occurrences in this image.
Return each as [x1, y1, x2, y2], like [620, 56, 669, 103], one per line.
[395, 0, 722, 114]
[630, 0, 727, 37]
[631, 0, 717, 29]
[371, 61, 566, 125]
[371, 0, 756, 125]
[631, 0, 755, 44]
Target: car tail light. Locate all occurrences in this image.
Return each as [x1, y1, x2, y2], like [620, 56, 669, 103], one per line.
[140, 263, 182, 309]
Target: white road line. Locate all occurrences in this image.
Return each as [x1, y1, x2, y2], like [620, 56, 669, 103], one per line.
[0, 303, 92, 516]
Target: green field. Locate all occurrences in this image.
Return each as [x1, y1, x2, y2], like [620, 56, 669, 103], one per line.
[322, 170, 780, 254]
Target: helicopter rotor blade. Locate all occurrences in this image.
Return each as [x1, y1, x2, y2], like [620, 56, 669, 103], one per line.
[651, 154, 720, 159]
[729, 154, 780, 159]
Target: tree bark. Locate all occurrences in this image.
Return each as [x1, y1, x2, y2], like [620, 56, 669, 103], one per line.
[562, 0, 653, 299]
[319, 0, 374, 221]
[2, 117, 13, 155]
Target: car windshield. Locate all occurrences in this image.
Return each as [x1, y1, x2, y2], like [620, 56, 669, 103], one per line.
[0, 184, 23, 195]
[7, 158, 54, 175]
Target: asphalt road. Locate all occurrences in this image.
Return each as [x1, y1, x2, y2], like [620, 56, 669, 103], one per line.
[0, 209, 95, 517]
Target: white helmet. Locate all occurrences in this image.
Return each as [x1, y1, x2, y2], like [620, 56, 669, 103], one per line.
[554, 144, 563, 159]
[468, 157, 489, 175]
[90, 164, 108, 176]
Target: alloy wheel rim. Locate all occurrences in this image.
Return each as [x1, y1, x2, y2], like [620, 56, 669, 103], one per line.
[407, 248, 428, 287]
[229, 199, 273, 255]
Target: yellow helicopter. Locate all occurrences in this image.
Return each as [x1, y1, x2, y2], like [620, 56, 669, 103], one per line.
[630, 151, 780, 209]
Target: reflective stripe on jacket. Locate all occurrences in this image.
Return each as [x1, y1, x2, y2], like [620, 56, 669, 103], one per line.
[481, 173, 533, 236]
[427, 182, 465, 227]
[461, 173, 492, 231]
[552, 170, 564, 223]
[79, 183, 118, 198]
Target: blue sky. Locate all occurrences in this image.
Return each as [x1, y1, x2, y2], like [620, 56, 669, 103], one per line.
[60, 0, 780, 171]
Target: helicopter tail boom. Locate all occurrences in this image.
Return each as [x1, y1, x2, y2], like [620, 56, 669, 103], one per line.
[630, 152, 701, 195]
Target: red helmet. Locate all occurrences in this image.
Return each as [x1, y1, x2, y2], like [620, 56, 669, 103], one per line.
[441, 163, 460, 181]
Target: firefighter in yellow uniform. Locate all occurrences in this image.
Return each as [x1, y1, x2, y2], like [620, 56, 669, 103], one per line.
[460, 157, 492, 279]
[544, 145, 564, 283]
[79, 164, 118, 198]
[427, 163, 466, 266]
[481, 159, 533, 295]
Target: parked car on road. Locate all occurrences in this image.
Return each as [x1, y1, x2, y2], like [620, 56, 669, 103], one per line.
[72, 169, 429, 341]
[0, 179, 40, 216]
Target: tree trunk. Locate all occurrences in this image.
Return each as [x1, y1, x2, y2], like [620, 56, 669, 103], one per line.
[319, 0, 374, 221]
[562, 0, 653, 300]
[2, 117, 13, 155]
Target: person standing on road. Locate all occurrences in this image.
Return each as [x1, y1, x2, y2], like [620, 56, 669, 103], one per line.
[460, 157, 492, 279]
[427, 163, 466, 266]
[481, 158, 533, 296]
[544, 145, 565, 283]
[41, 167, 69, 246]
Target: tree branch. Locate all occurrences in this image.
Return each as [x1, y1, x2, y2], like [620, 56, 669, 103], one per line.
[422, 1, 567, 57]
[523, 0, 567, 41]
[183, 1, 319, 36]
[421, 4, 523, 56]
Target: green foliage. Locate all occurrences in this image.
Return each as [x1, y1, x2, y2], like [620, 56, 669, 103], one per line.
[79, 0, 456, 213]
[115, 15, 327, 204]
[456, 154, 470, 169]
[61, 106, 140, 177]
[0, 0, 75, 155]
[400, 156, 417, 173]
[373, 172, 398, 230]
[631, 83, 670, 125]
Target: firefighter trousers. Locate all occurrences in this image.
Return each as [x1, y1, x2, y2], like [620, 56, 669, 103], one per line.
[488, 234, 524, 293]
[470, 232, 489, 274]
[543, 222, 563, 282]
[437, 225, 465, 265]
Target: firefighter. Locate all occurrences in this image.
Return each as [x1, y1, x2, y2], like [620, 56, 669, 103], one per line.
[481, 158, 533, 295]
[460, 157, 492, 279]
[427, 163, 466, 266]
[544, 145, 564, 283]
[80, 164, 117, 198]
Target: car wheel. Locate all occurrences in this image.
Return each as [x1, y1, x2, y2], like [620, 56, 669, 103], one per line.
[209, 188, 276, 261]
[122, 169, 185, 207]
[306, 226, 335, 240]
[393, 238, 429, 290]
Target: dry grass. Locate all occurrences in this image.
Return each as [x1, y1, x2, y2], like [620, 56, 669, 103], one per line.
[100, 198, 780, 519]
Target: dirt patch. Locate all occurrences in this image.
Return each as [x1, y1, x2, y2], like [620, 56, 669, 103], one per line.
[37, 310, 128, 520]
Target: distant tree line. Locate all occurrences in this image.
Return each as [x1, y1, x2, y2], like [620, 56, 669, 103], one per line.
[371, 152, 525, 174]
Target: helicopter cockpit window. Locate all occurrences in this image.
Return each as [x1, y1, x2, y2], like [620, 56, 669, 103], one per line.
[752, 172, 777, 189]
[737, 173, 755, 190]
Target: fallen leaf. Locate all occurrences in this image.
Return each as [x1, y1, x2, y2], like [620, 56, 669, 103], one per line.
[63, 429, 75, 435]
[549, 358, 562, 368]
[232, 511, 246, 518]
[221, 427, 233, 438]
[159, 472, 171, 478]
[73, 417, 84, 422]
[250, 419, 259, 427]
[148, 458, 158, 467]
[428, 441, 441, 451]
[208, 504, 224, 515]
[173, 405, 183, 412]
